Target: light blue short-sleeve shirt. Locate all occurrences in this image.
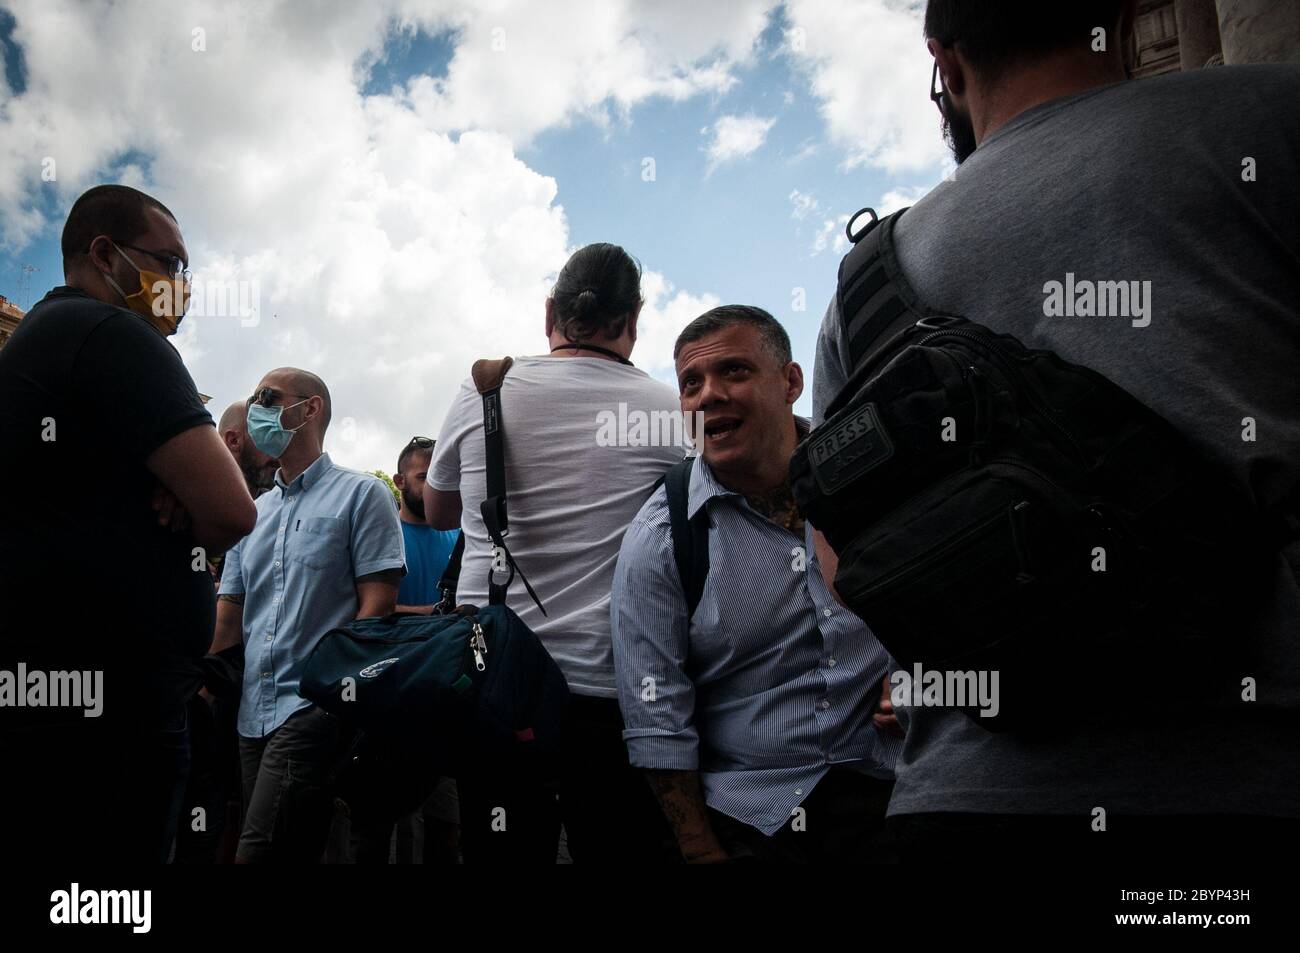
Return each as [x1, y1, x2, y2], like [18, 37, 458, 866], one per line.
[219, 452, 405, 738]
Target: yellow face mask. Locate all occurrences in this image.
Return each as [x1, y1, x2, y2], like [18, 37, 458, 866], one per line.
[107, 243, 192, 336]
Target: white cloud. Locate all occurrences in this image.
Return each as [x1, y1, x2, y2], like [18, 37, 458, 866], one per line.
[0, 0, 755, 470]
[705, 114, 777, 170]
[878, 182, 936, 214]
[634, 271, 721, 385]
[784, 0, 948, 174]
[397, 0, 776, 144]
[788, 188, 819, 220]
[787, 189, 847, 258]
[811, 214, 850, 257]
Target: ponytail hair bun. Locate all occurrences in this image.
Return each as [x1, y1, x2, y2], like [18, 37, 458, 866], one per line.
[550, 243, 641, 343]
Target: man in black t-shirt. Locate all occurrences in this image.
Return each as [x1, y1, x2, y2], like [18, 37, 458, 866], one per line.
[0, 184, 257, 862]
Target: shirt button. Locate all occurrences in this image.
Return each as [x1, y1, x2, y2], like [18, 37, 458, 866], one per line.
[274, 560, 281, 568]
[823, 607, 833, 617]
[819, 699, 830, 711]
[827, 658, 837, 668]
[262, 671, 271, 678]
[794, 789, 803, 796]
[265, 635, 273, 642]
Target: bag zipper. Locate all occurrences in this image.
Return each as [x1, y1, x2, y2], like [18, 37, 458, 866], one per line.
[936, 349, 993, 463]
[470, 621, 488, 672]
[342, 630, 464, 646]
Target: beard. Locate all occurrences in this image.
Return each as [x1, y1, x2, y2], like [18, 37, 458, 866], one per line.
[402, 486, 426, 520]
[941, 97, 978, 165]
[239, 443, 278, 497]
[243, 463, 277, 497]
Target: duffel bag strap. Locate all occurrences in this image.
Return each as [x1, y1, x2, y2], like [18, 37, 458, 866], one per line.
[432, 531, 464, 614]
[471, 357, 547, 616]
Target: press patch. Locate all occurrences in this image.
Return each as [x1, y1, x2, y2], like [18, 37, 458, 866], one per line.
[808, 402, 894, 495]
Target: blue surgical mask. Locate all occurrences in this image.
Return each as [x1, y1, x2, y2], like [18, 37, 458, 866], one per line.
[246, 399, 308, 458]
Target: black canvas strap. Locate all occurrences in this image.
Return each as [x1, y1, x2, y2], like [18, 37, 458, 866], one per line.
[837, 207, 933, 377]
[471, 357, 547, 616]
[433, 531, 465, 612]
[657, 456, 710, 618]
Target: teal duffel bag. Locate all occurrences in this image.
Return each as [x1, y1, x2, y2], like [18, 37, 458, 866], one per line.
[299, 603, 569, 776]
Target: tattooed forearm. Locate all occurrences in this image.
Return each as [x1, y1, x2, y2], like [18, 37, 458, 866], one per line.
[645, 770, 727, 862]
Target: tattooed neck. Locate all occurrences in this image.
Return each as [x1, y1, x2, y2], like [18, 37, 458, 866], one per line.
[744, 481, 804, 535]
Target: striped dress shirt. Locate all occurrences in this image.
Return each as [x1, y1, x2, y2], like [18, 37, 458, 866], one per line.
[611, 448, 900, 835]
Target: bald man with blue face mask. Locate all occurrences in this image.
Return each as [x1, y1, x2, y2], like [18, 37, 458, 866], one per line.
[211, 366, 406, 863]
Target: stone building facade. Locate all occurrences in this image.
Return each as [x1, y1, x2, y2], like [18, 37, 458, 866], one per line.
[1133, 0, 1300, 78]
[0, 295, 23, 351]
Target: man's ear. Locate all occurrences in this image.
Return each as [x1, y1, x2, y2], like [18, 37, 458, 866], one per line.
[304, 395, 324, 428]
[928, 38, 967, 98]
[392, 472, 406, 491]
[787, 361, 805, 406]
[86, 235, 115, 277]
[222, 429, 240, 453]
[544, 297, 556, 338]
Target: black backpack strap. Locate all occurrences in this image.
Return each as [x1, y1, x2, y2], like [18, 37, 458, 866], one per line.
[470, 357, 546, 616]
[836, 207, 933, 378]
[658, 456, 710, 618]
[433, 531, 465, 613]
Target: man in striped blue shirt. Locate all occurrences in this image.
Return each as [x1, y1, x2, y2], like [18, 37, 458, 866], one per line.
[612, 306, 901, 863]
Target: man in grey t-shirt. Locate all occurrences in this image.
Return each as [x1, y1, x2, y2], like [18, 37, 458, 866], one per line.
[814, 1, 1300, 857]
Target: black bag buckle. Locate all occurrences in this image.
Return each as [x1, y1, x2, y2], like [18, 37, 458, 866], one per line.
[846, 207, 879, 244]
[481, 495, 509, 540]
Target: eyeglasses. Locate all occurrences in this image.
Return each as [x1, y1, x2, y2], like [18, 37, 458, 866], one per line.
[247, 387, 310, 409]
[114, 241, 191, 283]
[930, 59, 945, 114]
[406, 436, 434, 450]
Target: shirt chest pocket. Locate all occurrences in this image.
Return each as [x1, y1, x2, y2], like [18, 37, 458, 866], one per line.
[289, 516, 346, 572]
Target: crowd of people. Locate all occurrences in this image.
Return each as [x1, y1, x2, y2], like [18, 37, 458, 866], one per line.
[1, 0, 1297, 864]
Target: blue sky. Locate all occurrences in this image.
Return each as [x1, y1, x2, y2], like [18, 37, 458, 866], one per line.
[0, 0, 945, 466]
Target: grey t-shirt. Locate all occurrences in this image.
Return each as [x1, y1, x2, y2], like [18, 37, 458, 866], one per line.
[814, 65, 1300, 818]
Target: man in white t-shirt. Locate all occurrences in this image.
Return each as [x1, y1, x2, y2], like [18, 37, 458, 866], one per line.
[425, 243, 686, 863]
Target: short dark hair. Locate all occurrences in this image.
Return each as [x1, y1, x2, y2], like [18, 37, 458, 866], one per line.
[924, 0, 1128, 81]
[61, 184, 177, 272]
[397, 441, 433, 474]
[673, 305, 792, 368]
[550, 243, 642, 342]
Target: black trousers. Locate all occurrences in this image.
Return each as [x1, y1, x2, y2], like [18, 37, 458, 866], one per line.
[457, 694, 676, 864]
[709, 768, 896, 862]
